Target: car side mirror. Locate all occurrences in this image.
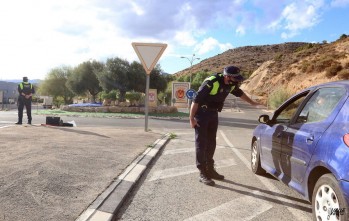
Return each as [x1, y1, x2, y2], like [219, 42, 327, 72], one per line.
[258, 115, 270, 124]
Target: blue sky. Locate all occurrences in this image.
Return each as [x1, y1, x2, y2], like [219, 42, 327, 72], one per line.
[0, 0, 348, 81]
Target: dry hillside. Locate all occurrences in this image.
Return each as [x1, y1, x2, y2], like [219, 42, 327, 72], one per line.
[241, 37, 349, 103]
[175, 36, 349, 104]
[176, 42, 309, 77]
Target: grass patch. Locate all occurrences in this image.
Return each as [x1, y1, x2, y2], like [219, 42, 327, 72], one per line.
[34, 109, 189, 119]
[169, 133, 177, 139]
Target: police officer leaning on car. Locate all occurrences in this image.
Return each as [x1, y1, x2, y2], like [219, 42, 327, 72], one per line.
[189, 65, 261, 186]
[16, 76, 35, 125]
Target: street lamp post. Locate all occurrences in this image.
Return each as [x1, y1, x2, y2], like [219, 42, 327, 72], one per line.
[180, 54, 200, 89]
[181, 54, 200, 110]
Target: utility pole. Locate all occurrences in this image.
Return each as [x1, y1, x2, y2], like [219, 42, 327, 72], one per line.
[180, 54, 200, 89]
[180, 54, 200, 110]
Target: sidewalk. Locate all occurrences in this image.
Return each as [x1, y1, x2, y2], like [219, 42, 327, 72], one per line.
[0, 124, 169, 221]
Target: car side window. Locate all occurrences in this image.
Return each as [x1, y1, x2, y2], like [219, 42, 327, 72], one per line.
[296, 87, 346, 123]
[275, 95, 307, 124]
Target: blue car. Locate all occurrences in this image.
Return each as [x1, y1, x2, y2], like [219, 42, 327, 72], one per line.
[251, 80, 349, 221]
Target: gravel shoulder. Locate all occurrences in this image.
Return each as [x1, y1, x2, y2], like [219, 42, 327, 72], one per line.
[0, 125, 161, 221]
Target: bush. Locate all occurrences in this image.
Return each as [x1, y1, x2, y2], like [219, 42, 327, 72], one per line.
[101, 90, 118, 100]
[339, 34, 348, 41]
[268, 87, 293, 109]
[295, 43, 315, 52]
[325, 64, 342, 78]
[53, 96, 65, 108]
[300, 61, 314, 73]
[338, 69, 349, 79]
[314, 56, 335, 72]
[32, 97, 43, 103]
[125, 91, 142, 103]
[274, 53, 283, 61]
[158, 91, 171, 105]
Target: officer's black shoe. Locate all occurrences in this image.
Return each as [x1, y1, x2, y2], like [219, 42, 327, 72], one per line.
[15, 122, 22, 125]
[199, 172, 215, 186]
[27, 121, 31, 125]
[207, 166, 225, 180]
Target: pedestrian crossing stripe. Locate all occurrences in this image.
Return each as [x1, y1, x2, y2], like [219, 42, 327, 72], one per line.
[148, 158, 236, 182]
[183, 191, 273, 221]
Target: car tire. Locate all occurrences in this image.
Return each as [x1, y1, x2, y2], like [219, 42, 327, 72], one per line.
[251, 140, 265, 175]
[312, 174, 349, 221]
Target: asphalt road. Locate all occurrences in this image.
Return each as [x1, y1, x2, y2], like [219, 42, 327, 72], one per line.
[115, 105, 313, 221]
[0, 101, 313, 221]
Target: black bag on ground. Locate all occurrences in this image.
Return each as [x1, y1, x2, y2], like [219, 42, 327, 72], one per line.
[46, 117, 62, 126]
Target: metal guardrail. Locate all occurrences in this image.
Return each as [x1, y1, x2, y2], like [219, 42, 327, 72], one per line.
[225, 97, 241, 112]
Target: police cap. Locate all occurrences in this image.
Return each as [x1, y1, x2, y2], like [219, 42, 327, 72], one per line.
[223, 66, 244, 82]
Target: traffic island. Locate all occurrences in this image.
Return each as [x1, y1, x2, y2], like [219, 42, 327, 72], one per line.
[60, 105, 178, 114]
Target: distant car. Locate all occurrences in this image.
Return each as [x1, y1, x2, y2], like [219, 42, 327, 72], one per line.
[251, 80, 349, 221]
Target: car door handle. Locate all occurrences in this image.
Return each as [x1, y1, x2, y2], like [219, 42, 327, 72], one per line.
[276, 129, 287, 138]
[306, 135, 314, 143]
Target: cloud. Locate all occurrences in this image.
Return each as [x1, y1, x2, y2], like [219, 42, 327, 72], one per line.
[130, 1, 145, 15]
[174, 31, 197, 46]
[0, 0, 345, 79]
[267, 0, 325, 39]
[236, 25, 246, 36]
[194, 37, 232, 55]
[331, 0, 349, 7]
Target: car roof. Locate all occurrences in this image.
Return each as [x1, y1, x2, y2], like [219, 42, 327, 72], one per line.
[299, 80, 349, 93]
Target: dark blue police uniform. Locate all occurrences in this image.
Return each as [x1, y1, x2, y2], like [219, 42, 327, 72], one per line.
[17, 79, 35, 124]
[193, 73, 243, 174]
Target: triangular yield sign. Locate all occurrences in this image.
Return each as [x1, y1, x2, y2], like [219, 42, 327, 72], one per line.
[132, 42, 167, 74]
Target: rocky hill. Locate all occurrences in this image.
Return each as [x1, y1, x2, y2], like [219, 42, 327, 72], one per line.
[176, 42, 309, 77]
[175, 36, 349, 104]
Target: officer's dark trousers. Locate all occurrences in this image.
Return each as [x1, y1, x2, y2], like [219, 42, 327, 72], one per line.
[18, 98, 32, 123]
[194, 108, 218, 171]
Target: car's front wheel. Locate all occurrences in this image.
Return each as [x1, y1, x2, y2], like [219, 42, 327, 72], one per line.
[312, 174, 349, 221]
[251, 140, 265, 175]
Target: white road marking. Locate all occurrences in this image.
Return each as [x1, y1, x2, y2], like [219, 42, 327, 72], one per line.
[148, 158, 236, 182]
[219, 130, 310, 221]
[219, 120, 258, 126]
[184, 191, 272, 221]
[0, 121, 16, 129]
[163, 145, 226, 155]
[0, 125, 15, 129]
[0, 121, 15, 123]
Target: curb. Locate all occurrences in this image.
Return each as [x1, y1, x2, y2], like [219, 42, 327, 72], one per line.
[75, 133, 171, 221]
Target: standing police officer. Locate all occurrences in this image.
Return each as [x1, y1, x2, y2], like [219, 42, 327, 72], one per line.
[189, 65, 261, 186]
[16, 76, 35, 125]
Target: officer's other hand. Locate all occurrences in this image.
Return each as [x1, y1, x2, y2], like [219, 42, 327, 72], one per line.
[190, 118, 200, 128]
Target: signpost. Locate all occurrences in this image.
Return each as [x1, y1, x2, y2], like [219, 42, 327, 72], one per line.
[0, 91, 3, 110]
[186, 89, 197, 100]
[172, 82, 190, 107]
[132, 42, 167, 131]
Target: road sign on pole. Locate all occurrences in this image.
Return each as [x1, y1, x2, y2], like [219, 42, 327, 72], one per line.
[186, 89, 197, 100]
[132, 42, 167, 75]
[132, 42, 167, 132]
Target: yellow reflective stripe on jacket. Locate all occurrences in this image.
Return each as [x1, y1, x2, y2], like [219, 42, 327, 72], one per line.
[204, 75, 220, 95]
[19, 82, 32, 90]
[230, 85, 235, 92]
[209, 81, 220, 95]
